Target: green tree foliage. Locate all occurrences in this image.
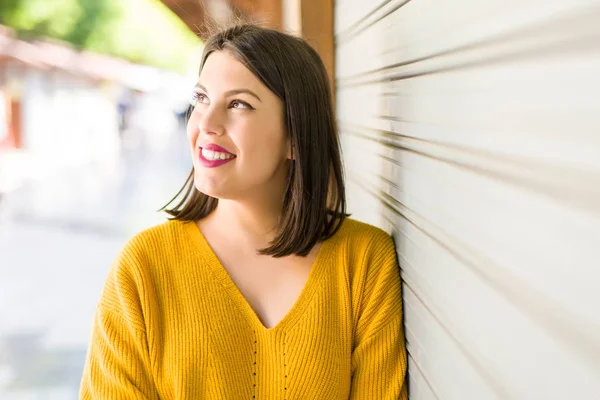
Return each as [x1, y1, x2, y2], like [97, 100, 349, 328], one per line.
[0, 0, 201, 73]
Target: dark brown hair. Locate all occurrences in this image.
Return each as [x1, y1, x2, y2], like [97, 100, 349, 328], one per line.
[162, 24, 346, 257]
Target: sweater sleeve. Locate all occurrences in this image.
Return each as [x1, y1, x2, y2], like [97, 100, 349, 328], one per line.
[349, 230, 408, 400]
[79, 238, 160, 399]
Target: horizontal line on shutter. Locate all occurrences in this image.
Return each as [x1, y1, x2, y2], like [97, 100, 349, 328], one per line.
[346, 170, 600, 368]
[340, 123, 600, 215]
[406, 352, 442, 400]
[350, 172, 510, 396]
[335, 0, 412, 45]
[336, 3, 600, 87]
[403, 281, 504, 398]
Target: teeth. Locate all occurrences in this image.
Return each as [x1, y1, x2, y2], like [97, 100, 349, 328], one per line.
[202, 148, 234, 161]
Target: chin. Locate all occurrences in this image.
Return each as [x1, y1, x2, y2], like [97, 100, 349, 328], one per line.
[193, 178, 231, 200]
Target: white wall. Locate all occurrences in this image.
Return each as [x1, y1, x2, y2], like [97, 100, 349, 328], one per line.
[335, 1, 600, 398]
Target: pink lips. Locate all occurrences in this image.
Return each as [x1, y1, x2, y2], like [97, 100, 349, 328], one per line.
[198, 143, 236, 168]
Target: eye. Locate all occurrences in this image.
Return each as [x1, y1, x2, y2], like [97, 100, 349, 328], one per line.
[192, 92, 209, 105]
[230, 100, 253, 110]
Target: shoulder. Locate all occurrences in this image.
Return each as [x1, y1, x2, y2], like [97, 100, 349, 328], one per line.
[329, 217, 398, 286]
[332, 217, 395, 255]
[125, 219, 187, 252]
[116, 218, 196, 264]
[107, 219, 190, 285]
[99, 219, 192, 310]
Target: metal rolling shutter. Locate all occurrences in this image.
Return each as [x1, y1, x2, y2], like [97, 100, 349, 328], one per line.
[335, 1, 600, 399]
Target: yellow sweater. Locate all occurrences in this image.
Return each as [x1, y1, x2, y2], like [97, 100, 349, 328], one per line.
[80, 218, 407, 399]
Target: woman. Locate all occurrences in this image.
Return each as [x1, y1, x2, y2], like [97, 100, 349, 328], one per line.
[80, 24, 407, 399]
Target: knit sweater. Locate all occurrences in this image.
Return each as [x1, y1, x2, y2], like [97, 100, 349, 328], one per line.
[79, 218, 408, 399]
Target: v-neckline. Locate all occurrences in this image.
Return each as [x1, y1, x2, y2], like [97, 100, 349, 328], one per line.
[183, 220, 334, 332]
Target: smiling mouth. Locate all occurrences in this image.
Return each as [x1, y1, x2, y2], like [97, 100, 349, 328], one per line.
[200, 147, 236, 161]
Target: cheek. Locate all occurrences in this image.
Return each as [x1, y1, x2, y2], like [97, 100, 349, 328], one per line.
[237, 124, 287, 168]
[186, 113, 199, 147]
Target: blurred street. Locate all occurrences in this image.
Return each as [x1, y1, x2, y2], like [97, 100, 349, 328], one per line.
[0, 124, 191, 398]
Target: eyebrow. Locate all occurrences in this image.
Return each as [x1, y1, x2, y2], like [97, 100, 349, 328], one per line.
[195, 83, 262, 102]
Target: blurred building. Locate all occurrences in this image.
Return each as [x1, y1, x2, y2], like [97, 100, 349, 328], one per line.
[0, 25, 192, 194]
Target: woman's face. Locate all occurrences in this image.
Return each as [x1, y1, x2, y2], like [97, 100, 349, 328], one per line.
[187, 50, 290, 200]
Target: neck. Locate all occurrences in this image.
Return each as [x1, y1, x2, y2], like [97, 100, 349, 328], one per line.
[208, 163, 290, 250]
[212, 198, 282, 247]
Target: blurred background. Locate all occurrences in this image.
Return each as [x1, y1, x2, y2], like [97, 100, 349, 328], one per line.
[1, 0, 599, 399]
[0, 0, 200, 397]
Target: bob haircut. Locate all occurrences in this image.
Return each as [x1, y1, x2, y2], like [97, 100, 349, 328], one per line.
[162, 24, 346, 258]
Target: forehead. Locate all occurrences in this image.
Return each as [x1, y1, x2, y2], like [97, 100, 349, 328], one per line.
[199, 51, 261, 90]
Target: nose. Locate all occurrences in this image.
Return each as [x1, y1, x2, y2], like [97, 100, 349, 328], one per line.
[198, 105, 225, 136]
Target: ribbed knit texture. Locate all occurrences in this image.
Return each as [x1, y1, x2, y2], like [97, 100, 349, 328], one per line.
[79, 218, 408, 399]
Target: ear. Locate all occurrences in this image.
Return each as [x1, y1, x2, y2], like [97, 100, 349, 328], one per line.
[286, 139, 295, 160]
